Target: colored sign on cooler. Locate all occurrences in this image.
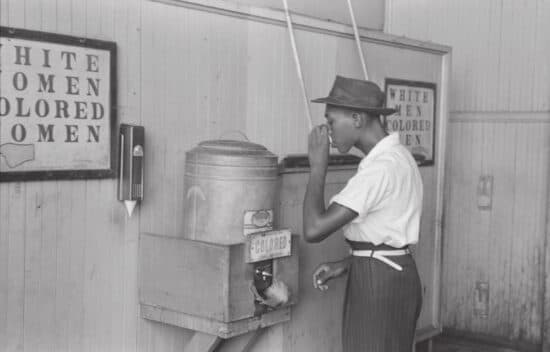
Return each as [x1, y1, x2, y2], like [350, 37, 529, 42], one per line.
[244, 229, 292, 263]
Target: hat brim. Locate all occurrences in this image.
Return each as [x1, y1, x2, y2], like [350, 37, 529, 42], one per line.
[311, 97, 397, 115]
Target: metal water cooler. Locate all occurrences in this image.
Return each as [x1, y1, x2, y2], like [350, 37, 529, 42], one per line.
[138, 140, 299, 348]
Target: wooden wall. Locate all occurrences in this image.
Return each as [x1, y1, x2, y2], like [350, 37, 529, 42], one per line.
[0, 0, 448, 351]
[1, 1, 142, 352]
[387, 0, 550, 347]
[222, 0, 385, 31]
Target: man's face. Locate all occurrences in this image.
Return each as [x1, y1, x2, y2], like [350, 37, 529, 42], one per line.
[324, 105, 359, 154]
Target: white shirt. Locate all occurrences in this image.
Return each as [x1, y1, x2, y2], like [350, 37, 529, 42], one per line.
[329, 133, 423, 247]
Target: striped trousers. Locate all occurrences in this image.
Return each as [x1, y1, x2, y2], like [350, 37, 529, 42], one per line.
[343, 241, 422, 352]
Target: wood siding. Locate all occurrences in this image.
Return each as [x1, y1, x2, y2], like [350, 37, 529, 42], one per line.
[222, 0, 385, 31]
[443, 116, 550, 344]
[388, 0, 550, 346]
[387, 0, 550, 113]
[1, 0, 143, 351]
[1, 1, 448, 351]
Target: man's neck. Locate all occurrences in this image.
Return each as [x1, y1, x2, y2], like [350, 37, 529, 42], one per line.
[356, 125, 388, 155]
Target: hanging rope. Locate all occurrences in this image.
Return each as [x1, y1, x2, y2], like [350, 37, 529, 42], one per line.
[346, 0, 369, 80]
[281, 0, 313, 130]
[281, 0, 370, 131]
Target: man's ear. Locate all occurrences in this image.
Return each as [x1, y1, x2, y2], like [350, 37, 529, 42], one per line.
[351, 112, 364, 128]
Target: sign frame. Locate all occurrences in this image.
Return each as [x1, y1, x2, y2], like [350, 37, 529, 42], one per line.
[0, 26, 117, 182]
[384, 78, 436, 166]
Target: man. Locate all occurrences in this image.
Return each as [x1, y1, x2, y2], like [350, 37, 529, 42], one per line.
[303, 75, 423, 352]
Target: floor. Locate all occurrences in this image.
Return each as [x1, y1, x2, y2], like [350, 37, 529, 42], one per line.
[416, 336, 521, 352]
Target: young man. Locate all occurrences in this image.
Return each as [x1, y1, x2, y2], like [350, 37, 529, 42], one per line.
[303, 76, 423, 352]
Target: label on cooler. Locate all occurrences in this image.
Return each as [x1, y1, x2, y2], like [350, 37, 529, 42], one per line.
[245, 229, 292, 263]
[243, 209, 274, 236]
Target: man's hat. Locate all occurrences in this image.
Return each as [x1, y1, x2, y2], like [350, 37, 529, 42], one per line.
[311, 75, 396, 115]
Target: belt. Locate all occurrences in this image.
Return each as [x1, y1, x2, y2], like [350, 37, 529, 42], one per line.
[350, 248, 410, 271]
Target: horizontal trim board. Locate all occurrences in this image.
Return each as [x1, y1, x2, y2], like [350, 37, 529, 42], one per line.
[149, 0, 451, 55]
[450, 111, 550, 123]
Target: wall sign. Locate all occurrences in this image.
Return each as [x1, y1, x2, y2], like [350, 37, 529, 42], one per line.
[384, 78, 436, 166]
[0, 27, 117, 181]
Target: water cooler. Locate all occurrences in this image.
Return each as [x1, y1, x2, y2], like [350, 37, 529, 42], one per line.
[138, 140, 299, 348]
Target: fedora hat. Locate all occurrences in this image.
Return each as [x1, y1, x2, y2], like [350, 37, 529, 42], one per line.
[311, 75, 396, 115]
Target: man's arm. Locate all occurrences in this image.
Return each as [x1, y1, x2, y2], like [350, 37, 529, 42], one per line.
[312, 257, 351, 291]
[303, 168, 357, 242]
[303, 126, 357, 243]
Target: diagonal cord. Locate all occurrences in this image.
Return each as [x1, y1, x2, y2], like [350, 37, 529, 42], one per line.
[281, 0, 313, 130]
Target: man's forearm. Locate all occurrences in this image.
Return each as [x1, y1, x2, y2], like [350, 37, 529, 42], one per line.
[303, 167, 327, 242]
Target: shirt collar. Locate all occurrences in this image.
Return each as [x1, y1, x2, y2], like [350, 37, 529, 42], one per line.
[359, 133, 400, 169]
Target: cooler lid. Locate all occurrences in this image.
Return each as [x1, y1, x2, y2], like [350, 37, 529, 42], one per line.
[186, 139, 278, 166]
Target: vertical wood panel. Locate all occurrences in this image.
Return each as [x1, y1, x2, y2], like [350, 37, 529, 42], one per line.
[533, 1, 550, 111]
[84, 0, 99, 38]
[278, 172, 350, 352]
[96, 2, 123, 350]
[2, 0, 144, 351]
[70, 0, 86, 36]
[140, 1, 251, 237]
[112, 0, 142, 350]
[0, 0, 9, 25]
[389, 0, 550, 346]
[5, 183, 26, 352]
[76, 0, 115, 348]
[442, 121, 474, 330]
[245, 23, 337, 156]
[82, 180, 102, 352]
[472, 1, 493, 111]
[487, 123, 516, 338]
[29, 3, 62, 351]
[139, 0, 166, 236]
[41, 0, 56, 32]
[24, 0, 41, 30]
[442, 116, 549, 344]
[56, 0, 72, 33]
[2, 8, 28, 350]
[440, 120, 456, 327]
[0, 184, 8, 348]
[478, 121, 496, 334]
[138, 2, 199, 351]
[543, 122, 550, 351]
[478, 0, 501, 112]
[511, 1, 537, 111]
[54, 181, 86, 352]
[509, 123, 547, 341]
[41, 182, 59, 352]
[159, 0, 182, 244]
[6, 0, 25, 28]
[388, 0, 550, 113]
[23, 182, 43, 351]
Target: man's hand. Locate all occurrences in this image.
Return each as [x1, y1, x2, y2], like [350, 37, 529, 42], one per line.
[308, 125, 330, 173]
[312, 260, 348, 291]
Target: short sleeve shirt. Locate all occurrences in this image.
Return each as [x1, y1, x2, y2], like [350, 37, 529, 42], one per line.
[329, 133, 423, 247]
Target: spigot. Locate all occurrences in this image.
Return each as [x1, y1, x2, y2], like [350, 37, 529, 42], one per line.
[255, 268, 273, 278]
